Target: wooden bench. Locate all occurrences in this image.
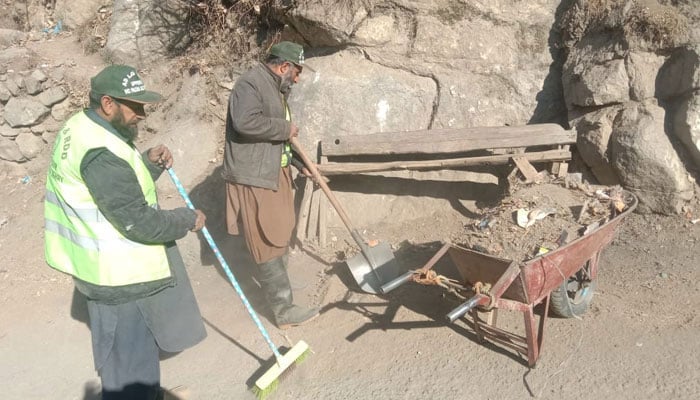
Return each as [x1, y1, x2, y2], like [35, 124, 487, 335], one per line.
[296, 123, 576, 246]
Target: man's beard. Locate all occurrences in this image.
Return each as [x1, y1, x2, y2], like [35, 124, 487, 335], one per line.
[281, 68, 295, 93]
[111, 109, 138, 140]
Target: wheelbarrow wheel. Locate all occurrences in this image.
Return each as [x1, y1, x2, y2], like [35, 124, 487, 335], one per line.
[550, 260, 596, 318]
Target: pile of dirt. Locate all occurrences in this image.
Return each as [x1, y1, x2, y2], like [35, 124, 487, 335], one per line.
[455, 177, 633, 263]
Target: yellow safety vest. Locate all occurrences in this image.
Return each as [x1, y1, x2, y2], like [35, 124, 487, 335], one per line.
[44, 111, 170, 286]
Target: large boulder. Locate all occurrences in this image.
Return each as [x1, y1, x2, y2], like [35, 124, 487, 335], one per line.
[627, 51, 666, 101]
[289, 49, 437, 148]
[673, 90, 700, 170]
[563, 56, 629, 108]
[571, 106, 622, 185]
[611, 101, 694, 214]
[105, 0, 191, 67]
[657, 45, 700, 99]
[54, 0, 108, 30]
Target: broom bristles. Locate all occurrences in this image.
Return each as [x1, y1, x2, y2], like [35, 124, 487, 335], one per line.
[252, 340, 310, 399]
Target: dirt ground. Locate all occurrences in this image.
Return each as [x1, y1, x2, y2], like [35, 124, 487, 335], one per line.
[2, 34, 700, 400]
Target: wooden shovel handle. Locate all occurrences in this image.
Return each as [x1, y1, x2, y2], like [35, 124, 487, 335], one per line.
[290, 137, 356, 233]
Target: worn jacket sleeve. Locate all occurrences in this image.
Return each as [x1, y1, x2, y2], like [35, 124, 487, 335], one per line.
[80, 148, 197, 244]
[229, 78, 291, 142]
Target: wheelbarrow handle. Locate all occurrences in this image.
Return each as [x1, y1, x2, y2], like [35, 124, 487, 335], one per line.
[446, 294, 491, 322]
[381, 242, 453, 293]
[380, 271, 415, 293]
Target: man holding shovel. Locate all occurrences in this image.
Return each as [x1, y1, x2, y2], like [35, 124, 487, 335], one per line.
[222, 41, 319, 329]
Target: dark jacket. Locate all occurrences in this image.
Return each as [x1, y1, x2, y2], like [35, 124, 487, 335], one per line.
[222, 63, 293, 190]
[73, 109, 197, 304]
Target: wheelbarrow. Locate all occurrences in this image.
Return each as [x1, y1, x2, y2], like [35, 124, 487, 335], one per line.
[382, 190, 638, 367]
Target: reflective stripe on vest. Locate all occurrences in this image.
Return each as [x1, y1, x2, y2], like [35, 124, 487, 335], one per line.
[281, 98, 292, 167]
[281, 142, 292, 168]
[44, 111, 170, 286]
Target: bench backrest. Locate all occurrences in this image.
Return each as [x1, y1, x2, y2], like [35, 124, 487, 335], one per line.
[320, 123, 575, 157]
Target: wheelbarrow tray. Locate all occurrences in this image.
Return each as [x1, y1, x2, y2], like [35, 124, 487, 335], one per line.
[450, 197, 632, 306]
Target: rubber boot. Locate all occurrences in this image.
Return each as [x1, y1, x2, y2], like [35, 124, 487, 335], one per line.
[257, 256, 319, 329]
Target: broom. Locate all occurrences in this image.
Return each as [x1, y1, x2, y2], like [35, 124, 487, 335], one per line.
[167, 168, 310, 399]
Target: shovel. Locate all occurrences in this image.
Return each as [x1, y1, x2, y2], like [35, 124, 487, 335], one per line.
[290, 137, 399, 294]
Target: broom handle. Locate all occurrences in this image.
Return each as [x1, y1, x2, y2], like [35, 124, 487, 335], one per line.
[166, 168, 282, 360]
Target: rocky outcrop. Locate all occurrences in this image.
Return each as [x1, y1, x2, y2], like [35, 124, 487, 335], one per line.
[269, 0, 569, 172]
[105, 0, 191, 67]
[561, 0, 698, 214]
[2, 0, 700, 218]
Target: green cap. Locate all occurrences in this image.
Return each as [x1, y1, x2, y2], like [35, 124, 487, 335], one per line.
[90, 65, 163, 104]
[269, 41, 315, 71]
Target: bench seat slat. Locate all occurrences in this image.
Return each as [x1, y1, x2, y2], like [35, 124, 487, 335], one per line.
[316, 149, 571, 175]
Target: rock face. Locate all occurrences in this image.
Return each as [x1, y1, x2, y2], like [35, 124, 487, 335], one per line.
[105, 0, 191, 67]
[2, 0, 700, 218]
[611, 101, 694, 214]
[561, 0, 698, 214]
[283, 0, 566, 132]
[674, 91, 700, 168]
[291, 50, 437, 146]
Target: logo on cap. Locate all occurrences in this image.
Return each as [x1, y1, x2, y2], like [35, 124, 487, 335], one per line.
[122, 71, 146, 95]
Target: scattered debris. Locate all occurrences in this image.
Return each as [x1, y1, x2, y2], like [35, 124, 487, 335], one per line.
[516, 207, 556, 228]
[456, 177, 633, 263]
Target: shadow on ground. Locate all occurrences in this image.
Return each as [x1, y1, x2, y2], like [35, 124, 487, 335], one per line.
[306, 239, 537, 368]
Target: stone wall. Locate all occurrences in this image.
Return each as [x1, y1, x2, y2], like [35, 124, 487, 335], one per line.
[0, 41, 71, 164]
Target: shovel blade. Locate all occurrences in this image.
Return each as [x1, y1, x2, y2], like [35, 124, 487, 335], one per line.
[346, 241, 399, 294]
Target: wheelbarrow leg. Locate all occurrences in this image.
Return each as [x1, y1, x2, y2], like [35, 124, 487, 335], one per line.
[523, 305, 539, 367]
[538, 294, 550, 361]
[523, 294, 550, 368]
[471, 309, 484, 343]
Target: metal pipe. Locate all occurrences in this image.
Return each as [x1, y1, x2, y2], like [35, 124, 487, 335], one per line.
[382, 242, 452, 293]
[446, 294, 489, 322]
[380, 271, 415, 293]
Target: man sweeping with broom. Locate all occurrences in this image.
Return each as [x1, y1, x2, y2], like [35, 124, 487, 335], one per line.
[44, 65, 206, 400]
[222, 41, 319, 329]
